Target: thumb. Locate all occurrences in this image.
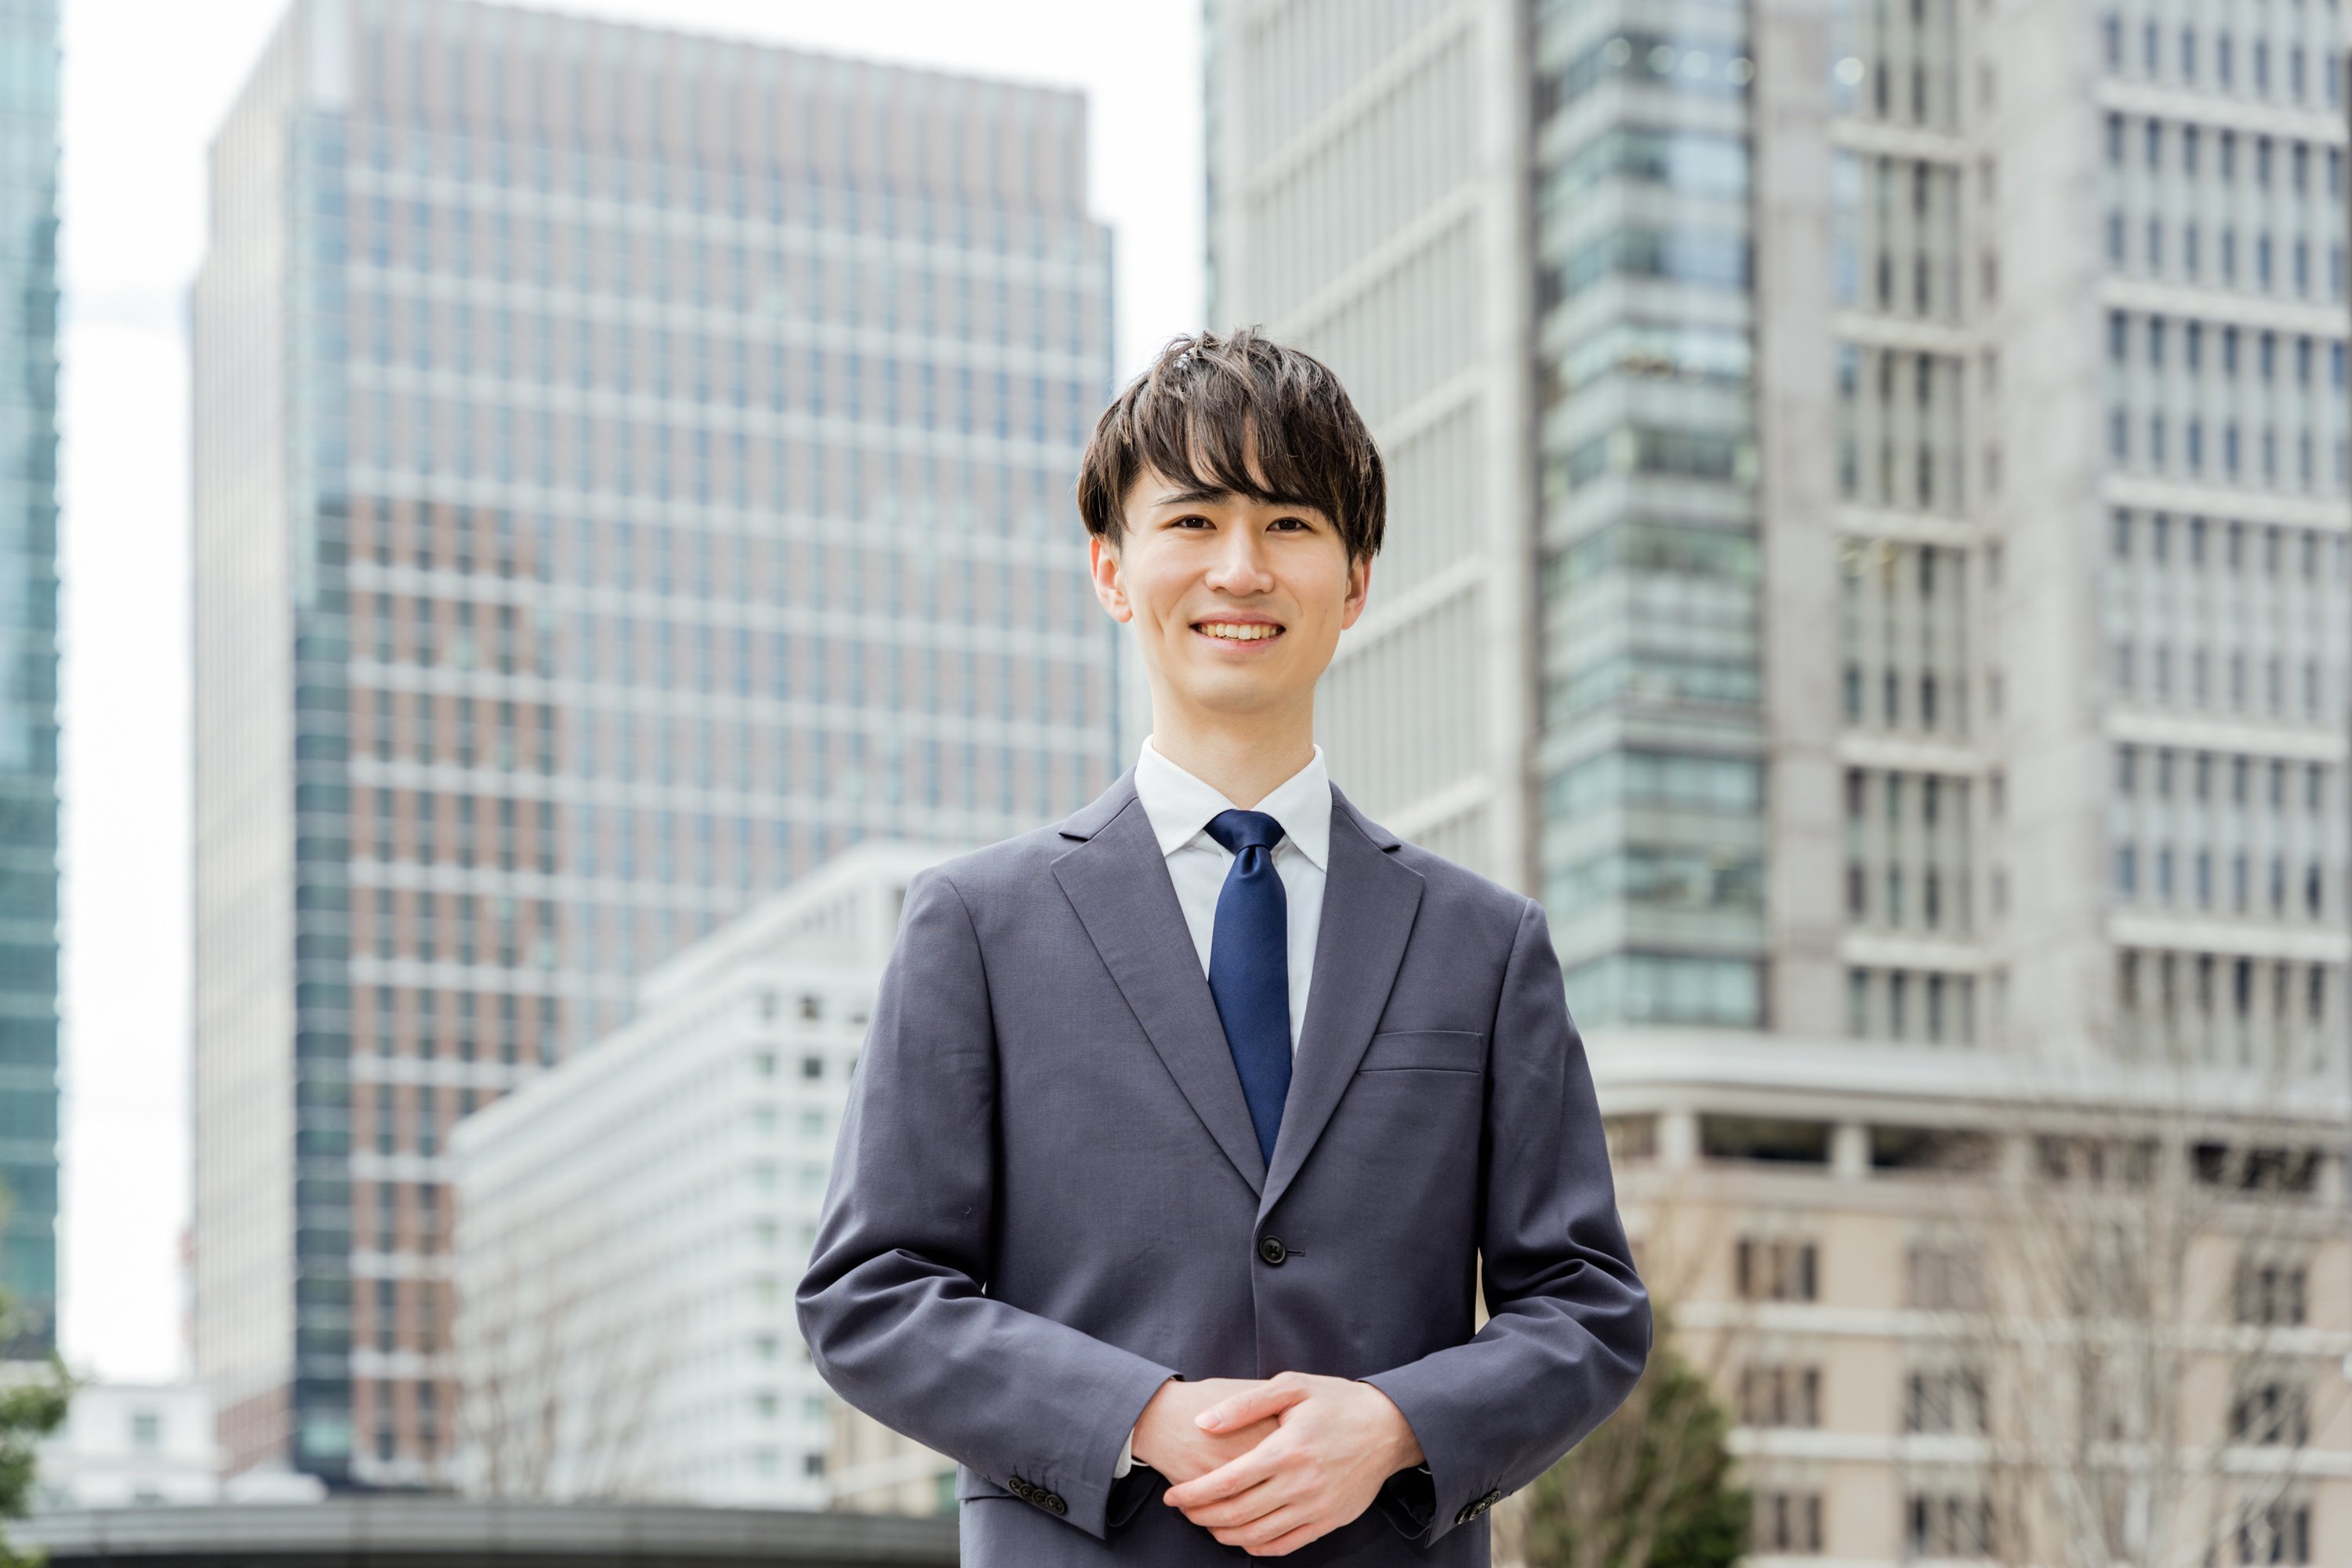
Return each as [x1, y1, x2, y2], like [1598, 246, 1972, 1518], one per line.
[1196, 1378, 1309, 1432]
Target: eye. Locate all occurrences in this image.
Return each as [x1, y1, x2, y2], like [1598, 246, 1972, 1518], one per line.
[1169, 514, 1212, 529]
[1270, 516, 1312, 531]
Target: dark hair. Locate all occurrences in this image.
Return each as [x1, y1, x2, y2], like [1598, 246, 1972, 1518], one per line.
[1076, 328, 1385, 564]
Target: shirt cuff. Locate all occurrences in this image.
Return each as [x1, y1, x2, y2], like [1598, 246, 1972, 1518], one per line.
[1113, 1423, 1136, 1478]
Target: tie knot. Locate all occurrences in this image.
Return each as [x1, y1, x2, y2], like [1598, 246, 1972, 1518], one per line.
[1205, 808, 1285, 856]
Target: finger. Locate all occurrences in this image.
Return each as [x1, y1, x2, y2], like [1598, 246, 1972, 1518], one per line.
[1196, 1379, 1311, 1433]
[1210, 1504, 1306, 1552]
[1247, 1518, 1330, 1557]
[1162, 1439, 1287, 1509]
[1178, 1475, 1289, 1530]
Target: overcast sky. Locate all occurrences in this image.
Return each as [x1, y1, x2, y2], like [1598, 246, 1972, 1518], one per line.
[56, 0, 1202, 1383]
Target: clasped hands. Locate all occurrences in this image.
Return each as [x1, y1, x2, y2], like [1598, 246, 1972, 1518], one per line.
[1134, 1372, 1425, 1557]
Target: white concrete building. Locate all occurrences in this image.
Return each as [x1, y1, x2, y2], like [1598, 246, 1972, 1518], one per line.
[31, 1383, 224, 1510]
[1207, 0, 2352, 1560]
[448, 840, 960, 1508]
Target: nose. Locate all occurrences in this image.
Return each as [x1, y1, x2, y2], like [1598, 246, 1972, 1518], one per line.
[1202, 524, 1275, 593]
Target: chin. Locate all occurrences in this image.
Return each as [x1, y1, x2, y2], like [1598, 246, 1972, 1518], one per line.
[1181, 678, 1290, 714]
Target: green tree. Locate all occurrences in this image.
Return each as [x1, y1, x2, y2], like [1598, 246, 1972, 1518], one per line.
[1519, 1314, 1748, 1568]
[0, 1207, 76, 1568]
[0, 1359, 70, 1566]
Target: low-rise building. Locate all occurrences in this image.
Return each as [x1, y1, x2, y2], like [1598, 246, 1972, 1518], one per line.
[31, 1382, 223, 1510]
[449, 842, 964, 1508]
[1564, 1032, 2352, 1567]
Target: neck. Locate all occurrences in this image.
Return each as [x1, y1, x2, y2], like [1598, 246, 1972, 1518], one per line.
[1145, 699, 1316, 810]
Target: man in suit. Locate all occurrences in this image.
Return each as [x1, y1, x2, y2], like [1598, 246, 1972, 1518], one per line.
[796, 329, 1649, 1563]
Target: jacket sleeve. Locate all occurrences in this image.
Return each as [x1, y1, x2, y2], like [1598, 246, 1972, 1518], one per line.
[1361, 895, 1652, 1545]
[793, 866, 1177, 1540]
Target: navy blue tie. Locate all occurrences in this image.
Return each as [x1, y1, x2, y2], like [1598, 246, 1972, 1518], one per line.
[1204, 809, 1290, 1164]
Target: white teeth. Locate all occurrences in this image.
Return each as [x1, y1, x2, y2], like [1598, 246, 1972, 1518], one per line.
[1196, 622, 1281, 641]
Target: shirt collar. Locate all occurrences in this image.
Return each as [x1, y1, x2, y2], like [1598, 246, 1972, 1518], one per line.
[1133, 733, 1331, 872]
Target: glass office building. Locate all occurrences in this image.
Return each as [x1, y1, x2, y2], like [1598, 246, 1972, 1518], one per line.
[0, 0, 60, 1355]
[1530, 2, 1766, 1029]
[194, 0, 1115, 1488]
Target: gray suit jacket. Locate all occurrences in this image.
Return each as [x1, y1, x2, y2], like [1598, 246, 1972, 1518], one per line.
[795, 768, 1650, 1565]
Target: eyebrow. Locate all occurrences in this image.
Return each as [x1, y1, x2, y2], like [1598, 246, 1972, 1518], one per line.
[1152, 486, 1326, 512]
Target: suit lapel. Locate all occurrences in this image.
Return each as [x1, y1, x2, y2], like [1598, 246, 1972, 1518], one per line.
[1258, 783, 1423, 1218]
[1051, 769, 1267, 1196]
[1049, 771, 1426, 1211]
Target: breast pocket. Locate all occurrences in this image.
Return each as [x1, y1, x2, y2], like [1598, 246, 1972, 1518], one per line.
[1357, 1028, 1486, 1073]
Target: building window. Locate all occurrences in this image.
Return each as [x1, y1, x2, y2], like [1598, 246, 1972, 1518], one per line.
[2230, 1380, 2310, 1446]
[1738, 1365, 1820, 1428]
[2235, 1258, 2308, 1326]
[1754, 1492, 1824, 1555]
[1910, 1494, 1995, 1559]
[1904, 1367, 1987, 1433]
[2239, 1500, 2313, 1565]
[1734, 1238, 1818, 1302]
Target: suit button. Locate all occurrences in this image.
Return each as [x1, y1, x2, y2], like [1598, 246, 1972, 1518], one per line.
[1257, 1234, 1287, 1265]
[1044, 1492, 1068, 1515]
[1009, 1475, 1034, 1501]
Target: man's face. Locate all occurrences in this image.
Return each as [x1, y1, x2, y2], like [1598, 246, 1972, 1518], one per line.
[1089, 464, 1370, 720]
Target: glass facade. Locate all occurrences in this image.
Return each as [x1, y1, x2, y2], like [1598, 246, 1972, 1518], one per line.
[196, 0, 1115, 1489]
[0, 0, 60, 1352]
[1530, 0, 1767, 1027]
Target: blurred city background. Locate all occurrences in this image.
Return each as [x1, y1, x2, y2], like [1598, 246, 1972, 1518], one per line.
[0, 0, 2340, 1564]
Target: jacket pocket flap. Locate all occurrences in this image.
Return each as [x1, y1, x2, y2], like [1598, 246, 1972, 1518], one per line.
[1359, 1029, 1486, 1073]
[956, 1465, 1012, 1501]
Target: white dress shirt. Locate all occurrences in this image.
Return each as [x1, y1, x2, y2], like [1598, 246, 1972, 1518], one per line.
[1134, 731, 1331, 1054]
[1115, 732, 1331, 1477]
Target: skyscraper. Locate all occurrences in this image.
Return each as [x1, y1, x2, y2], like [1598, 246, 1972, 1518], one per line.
[1209, 0, 2350, 1555]
[0, 0, 61, 1354]
[194, 0, 1114, 1488]
[1204, 1, 1539, 886]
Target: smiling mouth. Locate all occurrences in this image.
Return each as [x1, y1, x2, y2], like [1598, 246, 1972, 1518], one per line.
[1192, 621, 1286, 643]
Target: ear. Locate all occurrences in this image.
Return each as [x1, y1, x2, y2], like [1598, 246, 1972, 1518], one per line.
[1338, 551, 1372, 630]
[1088, 533, 1132, 623]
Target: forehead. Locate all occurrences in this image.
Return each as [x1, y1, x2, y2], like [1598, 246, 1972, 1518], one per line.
[1123, 464, 1329, 515]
